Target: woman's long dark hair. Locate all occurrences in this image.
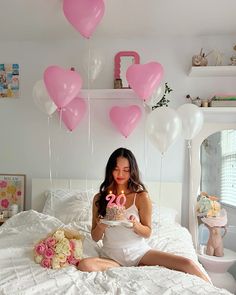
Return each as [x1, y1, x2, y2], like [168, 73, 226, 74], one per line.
[96, 147, 147, 216]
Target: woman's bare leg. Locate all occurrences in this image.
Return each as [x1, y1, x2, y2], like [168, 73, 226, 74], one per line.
[78, 257, 120, 272]
[139, 250, 210, 282]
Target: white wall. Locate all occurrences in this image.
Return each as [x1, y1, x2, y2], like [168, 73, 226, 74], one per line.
[0, 34, 236, 227]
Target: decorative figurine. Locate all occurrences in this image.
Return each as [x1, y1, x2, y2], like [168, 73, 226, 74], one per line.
[192, 48, 212, 67]
[186, 94, 202, 107]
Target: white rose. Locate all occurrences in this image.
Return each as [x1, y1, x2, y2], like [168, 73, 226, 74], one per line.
[73, 240, 83, 259]
[52, 257, 61, 269]
[53, 230, 65, 241]
[35, 255, 43, 264]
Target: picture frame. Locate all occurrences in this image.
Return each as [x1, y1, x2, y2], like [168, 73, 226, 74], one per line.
[0, 174, 26, 215]
[0, 63, 20, 98]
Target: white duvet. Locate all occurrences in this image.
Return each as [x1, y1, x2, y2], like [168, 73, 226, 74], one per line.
[0, 210, 232, 295]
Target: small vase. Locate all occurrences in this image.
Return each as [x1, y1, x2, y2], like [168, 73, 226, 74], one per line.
[206, 226, 227, 257]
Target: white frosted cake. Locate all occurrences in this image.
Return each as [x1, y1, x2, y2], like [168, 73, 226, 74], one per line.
[105, 204, 126, 221]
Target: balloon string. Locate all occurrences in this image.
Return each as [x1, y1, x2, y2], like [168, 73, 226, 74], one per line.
[87, 38, 91, 146]
[86, 38, 92, 191]
[158, 153, 164, 240]
[144, 106, 148, 179]
[47, 116, 53, 188]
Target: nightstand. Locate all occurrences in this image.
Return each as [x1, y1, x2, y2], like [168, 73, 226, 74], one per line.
[198, 246, 236, 294]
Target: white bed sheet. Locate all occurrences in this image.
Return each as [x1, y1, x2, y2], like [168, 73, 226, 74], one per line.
[0, 210, 232, 295]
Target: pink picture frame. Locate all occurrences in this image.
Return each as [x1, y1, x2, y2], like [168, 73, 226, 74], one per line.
[114, 51, 140, 88]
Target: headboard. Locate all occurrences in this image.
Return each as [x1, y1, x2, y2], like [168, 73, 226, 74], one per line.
[31, 178, 182, 223]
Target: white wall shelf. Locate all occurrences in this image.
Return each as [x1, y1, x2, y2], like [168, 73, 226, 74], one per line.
[80, 89, 136, 100]
[202, 107, 236, 113]
[188, 66, 236, 77]
[201, 107, 236, 124]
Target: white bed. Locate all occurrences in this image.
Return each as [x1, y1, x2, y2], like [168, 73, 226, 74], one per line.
[0, 179, 232, 295]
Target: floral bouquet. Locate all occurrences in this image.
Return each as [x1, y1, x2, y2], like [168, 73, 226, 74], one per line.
[34, 228, 83, 269]
[196, 192, 227, 227]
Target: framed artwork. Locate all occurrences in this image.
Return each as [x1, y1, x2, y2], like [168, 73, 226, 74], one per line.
[0, 63, 20, 98]
[0, 174, 26, 213]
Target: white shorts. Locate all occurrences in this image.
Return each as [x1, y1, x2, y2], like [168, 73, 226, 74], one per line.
[100, 243, 151, 267]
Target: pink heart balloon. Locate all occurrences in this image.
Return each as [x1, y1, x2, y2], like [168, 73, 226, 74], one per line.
[44, 66, 82, 109]
[109, 105, 142, 138]
[59, 97, 87, 131]
[63, 0, 105, 39]
[126, 62, 164, 101]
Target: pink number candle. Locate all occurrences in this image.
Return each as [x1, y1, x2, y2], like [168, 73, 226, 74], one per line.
[106, 191, 116, 207]
[116, 190, 126, 207]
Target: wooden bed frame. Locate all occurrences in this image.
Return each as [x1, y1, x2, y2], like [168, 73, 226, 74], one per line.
[31, 178, 182, 223]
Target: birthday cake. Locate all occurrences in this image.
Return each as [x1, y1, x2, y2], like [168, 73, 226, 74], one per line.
[104, 191, 127, 221]
[105, 204, 126, 221]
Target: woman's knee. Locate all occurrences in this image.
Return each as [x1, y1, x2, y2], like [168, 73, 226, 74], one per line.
[77, 257, 98, 272]
[182, 257, 197, 272]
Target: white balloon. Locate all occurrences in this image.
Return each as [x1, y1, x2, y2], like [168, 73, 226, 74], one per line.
[82, 49, 104, 81]
[151, 83, 165, 102]
[146, 107, 182, 154]
[33, 80, 57, 115]
[145, 82, 164, 107]
[144, 83, 165, 113]
[177, 104, 204, 140]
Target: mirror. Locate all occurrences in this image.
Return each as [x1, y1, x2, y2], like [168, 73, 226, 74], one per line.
[114, 51, 140, 89]
[201, 129, 236, 206]
[189, 114, 236, 249]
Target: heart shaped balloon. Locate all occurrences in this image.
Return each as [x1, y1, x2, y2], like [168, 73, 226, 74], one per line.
[60, 97, 87, 131]
[126, 62, 164, 101]
[44, 66, 82, 109]
[109, 105, 142, 138]
[63, 0, 105, 39]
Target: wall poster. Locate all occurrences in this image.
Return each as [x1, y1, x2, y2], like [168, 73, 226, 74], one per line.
[0, 63, 20, 98]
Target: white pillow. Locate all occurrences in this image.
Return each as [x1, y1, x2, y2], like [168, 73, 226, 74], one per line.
[152, 202, 178, 224]
[42, 189, 95, 224]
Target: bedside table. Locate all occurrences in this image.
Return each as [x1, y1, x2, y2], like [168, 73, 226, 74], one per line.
[198, 246, 236, 294]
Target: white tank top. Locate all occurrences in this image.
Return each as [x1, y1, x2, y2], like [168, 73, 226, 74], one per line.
[102, 193, 146, 248]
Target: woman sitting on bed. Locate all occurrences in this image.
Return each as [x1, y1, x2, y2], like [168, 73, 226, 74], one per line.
[78, 147, 209, 282]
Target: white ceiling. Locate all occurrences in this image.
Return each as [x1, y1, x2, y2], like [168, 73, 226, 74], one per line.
[1, 0, 236, 41]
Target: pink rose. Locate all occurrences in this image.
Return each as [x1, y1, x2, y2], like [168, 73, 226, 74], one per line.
[45, 237, 56, 248]
[44, 248, 55, 259]
[67, 254, 78, 265]
[35, 242, 46, 255]
[41, 258, 52, 268]
[0, 181, 7, 188]
[1, 199, 9, 209]
[17, 190, 22, 196]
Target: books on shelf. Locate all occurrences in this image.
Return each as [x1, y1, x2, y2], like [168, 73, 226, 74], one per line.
[210, 100, 236, 107]
[210, 95, 236, 107]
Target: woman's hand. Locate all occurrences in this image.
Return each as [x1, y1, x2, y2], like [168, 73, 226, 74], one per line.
[129, 215, 141, 234]
[96, 215, 108, 231]
[128, 214, 151, 238]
